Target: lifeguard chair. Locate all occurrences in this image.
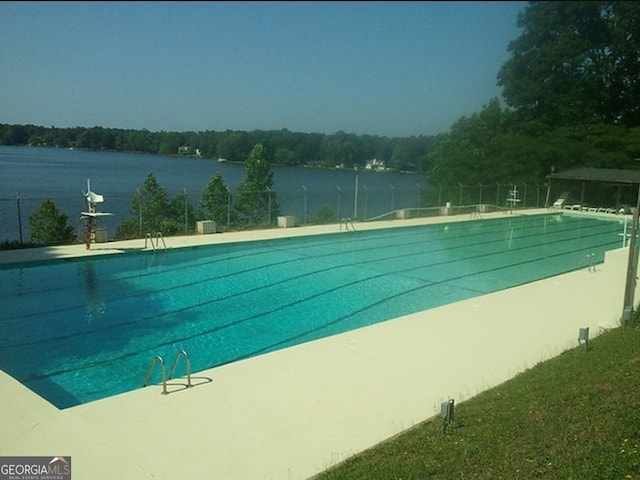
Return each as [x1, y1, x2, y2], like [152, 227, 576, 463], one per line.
[80, 179, 113, 249]
[506, 185, 522, 212]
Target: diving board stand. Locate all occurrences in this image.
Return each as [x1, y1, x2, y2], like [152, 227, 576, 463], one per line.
[81, 179, 113, 249]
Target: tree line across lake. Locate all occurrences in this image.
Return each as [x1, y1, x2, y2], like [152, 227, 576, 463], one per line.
[0, 123, 432, 173]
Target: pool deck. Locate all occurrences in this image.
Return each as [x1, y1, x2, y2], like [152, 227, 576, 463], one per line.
[0, 209, 636, 479]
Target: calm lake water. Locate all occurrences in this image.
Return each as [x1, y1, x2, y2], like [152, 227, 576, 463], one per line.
[0, 146, 424, 242]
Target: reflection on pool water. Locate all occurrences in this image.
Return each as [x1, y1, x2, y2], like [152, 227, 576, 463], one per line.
[0, 213, 625, 408]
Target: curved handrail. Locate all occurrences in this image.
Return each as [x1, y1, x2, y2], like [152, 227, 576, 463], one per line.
[143, 354, 168, 394]
[168, 349, 192, 388]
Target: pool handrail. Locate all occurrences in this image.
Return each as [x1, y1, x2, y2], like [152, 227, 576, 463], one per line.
[143, 354, 168, 394]
[168, 349, 192, 388]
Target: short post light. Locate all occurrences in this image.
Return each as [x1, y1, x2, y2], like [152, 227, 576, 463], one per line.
[441, 398, 455, 433]
[578, 327, 589, 351]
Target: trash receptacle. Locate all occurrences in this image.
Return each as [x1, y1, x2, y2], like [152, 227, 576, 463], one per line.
[277, 216, 296, 228]
[196, 220, 216, 234]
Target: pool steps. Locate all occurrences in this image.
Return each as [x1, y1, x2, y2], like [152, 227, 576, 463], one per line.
[143, 349, 192, 395]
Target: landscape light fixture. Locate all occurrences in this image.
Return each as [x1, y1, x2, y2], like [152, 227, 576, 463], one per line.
[441, 398, 455, 433]
[578, 327, 589, 350]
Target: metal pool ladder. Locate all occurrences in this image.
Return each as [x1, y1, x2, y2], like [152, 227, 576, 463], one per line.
[339, 217, 356, 231]
[470, 205, 484, 220]
[143, 349, 192, 395]
[577, 252, 597, 272]
[144, 231, 167, 251]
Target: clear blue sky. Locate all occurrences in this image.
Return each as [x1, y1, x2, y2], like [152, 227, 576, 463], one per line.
[0, 1, 526, 138]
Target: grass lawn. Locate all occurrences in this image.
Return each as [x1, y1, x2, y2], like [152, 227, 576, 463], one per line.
[314, 325, 640, 480]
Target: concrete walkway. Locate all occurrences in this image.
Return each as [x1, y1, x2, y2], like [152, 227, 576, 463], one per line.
[0, 210, 635, 479]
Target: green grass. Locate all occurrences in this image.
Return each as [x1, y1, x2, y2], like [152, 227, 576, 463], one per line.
[314, 325, 640, 480]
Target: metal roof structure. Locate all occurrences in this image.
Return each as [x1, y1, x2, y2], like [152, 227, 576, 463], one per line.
[545, 168, 640, 323]
[545, 167, 640, 210]
[547, 167, 640, 185]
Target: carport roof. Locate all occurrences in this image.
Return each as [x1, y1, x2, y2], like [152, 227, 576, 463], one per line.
[547, 167, 640, 185]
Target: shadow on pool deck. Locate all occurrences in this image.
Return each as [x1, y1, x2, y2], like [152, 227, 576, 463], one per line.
[0, 209, 636, 480]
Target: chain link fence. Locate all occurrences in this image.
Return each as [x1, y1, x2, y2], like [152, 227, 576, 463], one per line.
[0, 183, 549, 244]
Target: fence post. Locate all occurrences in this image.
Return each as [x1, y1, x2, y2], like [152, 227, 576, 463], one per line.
[16, 191, 23, 244]
[302, 186, 308, 225]
[267, 187, 272, 225]
[363, 185, 368, 219]
[353, 167, 359, 220]
[137, 189, 143, 238]
[390, 185, 395, 212]
[226, 186, 231, 228]
[184, 188, 188, 234]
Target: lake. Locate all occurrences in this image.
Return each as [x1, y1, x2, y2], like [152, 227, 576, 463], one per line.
[0, 146, 424, 242]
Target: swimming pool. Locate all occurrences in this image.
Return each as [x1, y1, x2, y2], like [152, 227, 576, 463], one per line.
[0, 213, 625, 408]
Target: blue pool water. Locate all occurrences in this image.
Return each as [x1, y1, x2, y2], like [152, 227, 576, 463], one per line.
[0, 213, 626, 408]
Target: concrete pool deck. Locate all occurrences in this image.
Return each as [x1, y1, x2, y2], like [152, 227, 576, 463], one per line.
[0, 209, 636, 479]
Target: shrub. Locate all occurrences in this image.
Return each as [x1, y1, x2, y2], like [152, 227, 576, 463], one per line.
[29, 198, 76, 245]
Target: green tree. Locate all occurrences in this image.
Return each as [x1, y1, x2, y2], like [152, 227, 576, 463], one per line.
[0, 124, 30, 145]
[29, 198, 76, 245]
[234, 143, 280, 225]
[428, 99, 515, 186]
[116, 172, 177, 239]
[319, 132, 364, 168]
[274, 147, 299, 166]
[158, 131, 186, 156]
[498, 1, 640, 128]
[200, 172, 232, 228]
[430, 0, 640, 190]
[169, 190, 198, 235]
[312, 205, 336, 224]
